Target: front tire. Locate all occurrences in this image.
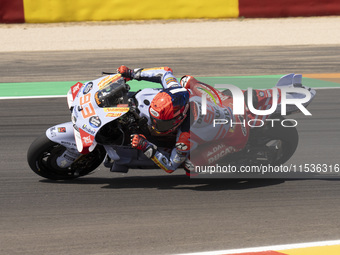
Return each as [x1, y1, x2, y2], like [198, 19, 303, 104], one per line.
[27, 134, 106, 180]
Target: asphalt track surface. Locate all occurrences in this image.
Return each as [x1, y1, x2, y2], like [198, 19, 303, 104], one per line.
[1, 45, 340, 255]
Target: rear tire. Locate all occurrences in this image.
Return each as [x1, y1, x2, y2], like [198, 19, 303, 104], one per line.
[250, 119, 299, 165]
[27, 134, 106, 180]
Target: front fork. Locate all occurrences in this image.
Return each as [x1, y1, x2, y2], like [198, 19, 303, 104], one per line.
[46, 121, 83, 168]
[56, 148, 82, 168]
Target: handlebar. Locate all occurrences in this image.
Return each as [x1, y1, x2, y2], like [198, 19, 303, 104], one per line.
[102, 72, 117, 75]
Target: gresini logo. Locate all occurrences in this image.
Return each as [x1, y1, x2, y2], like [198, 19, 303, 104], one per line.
[201, 85, 313, 127]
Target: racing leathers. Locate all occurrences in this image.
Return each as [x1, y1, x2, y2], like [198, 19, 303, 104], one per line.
[120, 66, 192, 173]
[119, 66, 316, 174]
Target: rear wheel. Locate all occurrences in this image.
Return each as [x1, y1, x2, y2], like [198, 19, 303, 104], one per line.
[27, 134, 106, 180]
[248, 119, 299, 165]
[219, 119, 299, 169]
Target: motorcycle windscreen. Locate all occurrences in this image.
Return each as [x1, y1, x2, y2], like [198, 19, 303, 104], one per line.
[94, 77, 129, 108]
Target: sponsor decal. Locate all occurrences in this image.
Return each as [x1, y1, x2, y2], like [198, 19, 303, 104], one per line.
[77, 128, 95, 153]
[103, 107, 130, 113]
[60, 141, 77, 147]
[258, 91, 265, 97]
[166, 77, 176, 83]
[82, 135, 93, 146]
[58, 127, 66, 133]
[82, 124, 96, 135]
[71, 82, 83, 99]
[150, 107, 159, 117]
[142, 67, 170, 72]
[94, 92, 101, 106]
[169, 87, 187, 94]
[89, 116, 101, 128]
[98, 75, 120, 89]
[207, 146, 236, 164]
[106, 112, 123, 118]
[83, 82, 93, 94]
[72, 83, 81, 94]
[151, 155, 173, 173]
[165, 77, 178, 87]
[207, 143, 225, 157]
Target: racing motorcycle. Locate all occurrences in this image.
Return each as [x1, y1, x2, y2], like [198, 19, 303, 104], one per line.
[27, 73, 316, 180]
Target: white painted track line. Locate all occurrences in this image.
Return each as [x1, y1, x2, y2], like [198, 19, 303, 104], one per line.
[173, 240, 340, 255]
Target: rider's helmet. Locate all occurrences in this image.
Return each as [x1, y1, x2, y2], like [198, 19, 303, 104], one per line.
[149, 87, 189, 134]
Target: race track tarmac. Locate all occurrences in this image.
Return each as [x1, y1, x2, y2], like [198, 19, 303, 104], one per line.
[1, 45, 340, 255]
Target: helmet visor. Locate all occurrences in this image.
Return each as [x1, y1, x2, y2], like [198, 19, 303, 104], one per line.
[150, 115, 180, 132]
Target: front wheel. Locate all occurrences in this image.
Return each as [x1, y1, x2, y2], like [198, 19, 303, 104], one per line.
[27, 134, 106, 180]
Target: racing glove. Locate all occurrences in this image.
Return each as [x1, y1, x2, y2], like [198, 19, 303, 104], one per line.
[131, 134, 157, 158]
[117, 65, 134, 81]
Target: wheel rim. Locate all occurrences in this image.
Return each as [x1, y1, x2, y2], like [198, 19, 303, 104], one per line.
[37, 144, 105, 179]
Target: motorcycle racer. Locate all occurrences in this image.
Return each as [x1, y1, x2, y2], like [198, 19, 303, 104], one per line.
[117, 66, 315, 175]
[118, 65, 192, 174]
[118, 65, 250, 174]
[27, 66, 316, 180]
